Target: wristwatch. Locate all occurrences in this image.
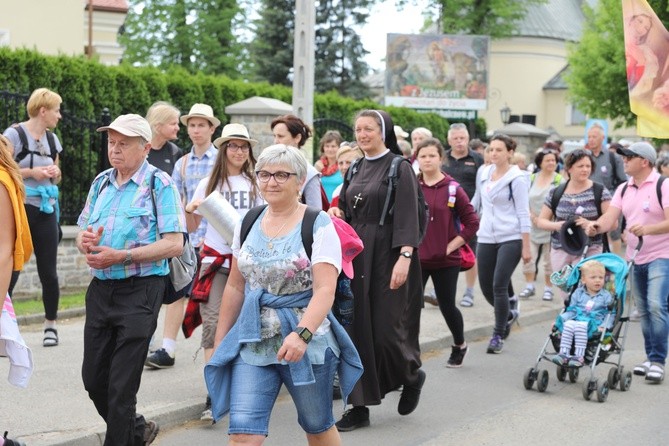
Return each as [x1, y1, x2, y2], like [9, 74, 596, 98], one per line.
[400, 251, 412, 259]
[293, 326, 313, 344]
[123, 250, 133, 266]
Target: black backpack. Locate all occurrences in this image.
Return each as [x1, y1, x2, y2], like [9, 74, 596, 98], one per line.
[12, 124, 58, 168]
[619, 175, 666, 232]
[240, 205, 353, 325]
[346, 155, 429, 243]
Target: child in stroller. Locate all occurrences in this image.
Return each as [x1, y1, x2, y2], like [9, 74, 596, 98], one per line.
[551, 260, 613, 368]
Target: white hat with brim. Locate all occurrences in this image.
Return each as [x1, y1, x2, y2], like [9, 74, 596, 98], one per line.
[96, 114, 152, 142]
[394, 125, 409, 139]
[213, 123, 258, 149]
[180, 103, 221, 128]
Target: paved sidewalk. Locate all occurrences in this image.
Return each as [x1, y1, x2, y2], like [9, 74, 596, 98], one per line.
[1, 268, 564, 445]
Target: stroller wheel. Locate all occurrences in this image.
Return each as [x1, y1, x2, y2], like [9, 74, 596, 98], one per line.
[556, 366, 567, 382]
[569, 367, 579, 383]
[537, 369, 549, 393]
[597, 380, 609, 402]
[620, 370, 632, 392]
[523, 367, 536, 390]
[582, 378, 596, 400]
[608, 367, 620, 388]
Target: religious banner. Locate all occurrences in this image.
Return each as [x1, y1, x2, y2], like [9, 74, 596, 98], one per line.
[384, 34, 489, 111]
[622, 0, 669, 137]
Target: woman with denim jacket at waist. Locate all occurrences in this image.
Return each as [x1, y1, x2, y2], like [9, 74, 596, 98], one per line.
[2, 88, 62, 348]
[204, 144, 362, 446]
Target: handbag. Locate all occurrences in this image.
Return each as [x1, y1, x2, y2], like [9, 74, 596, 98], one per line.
[458, 242, 476, 272]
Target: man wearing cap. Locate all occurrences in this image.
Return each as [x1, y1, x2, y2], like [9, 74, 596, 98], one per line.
[586, 142, 669, 383]
[145, 103, 219, 370]
[76, 114, 186, 444]
[442, 123, 483, 308]
[586, 123, 627, 255]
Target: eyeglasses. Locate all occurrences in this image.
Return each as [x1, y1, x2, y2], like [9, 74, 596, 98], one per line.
[227, 142, 250, 153]
[256, 170, 297, 183]
[621, 154, 641, 160]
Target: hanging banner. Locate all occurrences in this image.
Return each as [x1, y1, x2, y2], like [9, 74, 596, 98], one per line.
[622, 0, 669, 137]
[384, 33, 489, 111]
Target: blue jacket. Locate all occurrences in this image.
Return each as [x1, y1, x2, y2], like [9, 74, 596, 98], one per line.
[556, 286, 614, 336]
[204, 286, 363, 421]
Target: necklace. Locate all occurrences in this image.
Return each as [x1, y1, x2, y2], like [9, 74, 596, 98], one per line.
[263, 203, 300, 249]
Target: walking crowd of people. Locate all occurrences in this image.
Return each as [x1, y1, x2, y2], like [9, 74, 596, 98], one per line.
[2, 87, 669, 446]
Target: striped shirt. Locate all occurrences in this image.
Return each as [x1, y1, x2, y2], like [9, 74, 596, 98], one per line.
[78, 160, 186, 280]
[172, 145, 218, 247]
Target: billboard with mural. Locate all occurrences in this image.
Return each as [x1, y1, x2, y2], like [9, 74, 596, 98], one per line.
[384, 33, 490, 110]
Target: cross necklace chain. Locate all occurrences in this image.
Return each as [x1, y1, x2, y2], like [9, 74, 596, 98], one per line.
[263, 204, 300, 249]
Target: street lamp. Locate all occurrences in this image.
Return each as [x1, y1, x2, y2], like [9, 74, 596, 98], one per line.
[500, 104, 511, 125]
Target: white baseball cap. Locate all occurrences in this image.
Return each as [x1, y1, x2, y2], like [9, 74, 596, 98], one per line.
[96, 114, 153, 142]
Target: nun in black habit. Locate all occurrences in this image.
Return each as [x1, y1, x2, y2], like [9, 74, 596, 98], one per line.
[329, 109, 425, 431]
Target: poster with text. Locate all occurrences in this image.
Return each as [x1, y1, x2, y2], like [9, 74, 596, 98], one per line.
[384, 33, 489, 110]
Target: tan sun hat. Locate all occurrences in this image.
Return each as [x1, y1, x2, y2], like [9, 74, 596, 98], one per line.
[96, 114, 152, 142]
[180, 103, 221, 128]
[213, 123, 258, 149]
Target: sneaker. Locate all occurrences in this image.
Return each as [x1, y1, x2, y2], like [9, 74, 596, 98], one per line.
[446, 345, 468, 368]
[630, 309, 641, 322]
[542, 289, 554, 301]
[645, 363, 665, 382]
[144, 348, 175, 369]
[143, 420, 159, 445]
[398, 369, 426, 415]
[201, 395, 213, 421]
[460, 290, 474, 307]
[551, 353, 569, 366]
[486, 335, 503, 354]
[502, 309, 519, 339]
[634, 360, 652, 376]
[567, 356, 584, 368]
[424, 289, 439, 306]
[519, 286, 535, 299]
[336, 406, 370, 432]
[2, 431, 26, 446]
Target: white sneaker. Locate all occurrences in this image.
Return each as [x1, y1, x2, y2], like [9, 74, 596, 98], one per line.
[634, 360, 651, 376]
[519, 286, 535, 299]
[542, 289, 554, 301]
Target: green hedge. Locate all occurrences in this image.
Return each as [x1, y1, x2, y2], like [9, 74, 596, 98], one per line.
[0, 47, 486, 150]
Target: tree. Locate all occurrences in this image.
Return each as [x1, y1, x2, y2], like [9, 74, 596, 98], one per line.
[249, 0, 373, 99]
[565, 0, 669, 129]
[248, 0, 296, 85]
[119, 0, 241, 76]
[421, 0, 547, 38]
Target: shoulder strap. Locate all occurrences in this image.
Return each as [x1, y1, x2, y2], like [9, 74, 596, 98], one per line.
[45, 130, 57, 161]
[380, 155, 404, 226]
[240, 204, 268, 247]
[300, 207, 320, 260]
[592, 181, 603, 217]
[239, 204, 319, 260]
[620, 182, 629, 199]
[550, 180, 569, 215]
[530, 173, 536, 186]
[657, 176, 666, 208]
[553, 173, 562, 186]
[608, 150, 618, 182]
[346, 157, 362, 183]
[179, 154, 188, 202]
[12, 125, 31, 166]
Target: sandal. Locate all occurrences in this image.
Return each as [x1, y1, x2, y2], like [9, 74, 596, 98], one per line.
[43, 327, 59, 347]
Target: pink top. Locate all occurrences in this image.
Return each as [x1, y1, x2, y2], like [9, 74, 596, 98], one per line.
[610, 171, 669, 264]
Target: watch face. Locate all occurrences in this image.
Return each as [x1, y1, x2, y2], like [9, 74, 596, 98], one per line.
[402, 251, 411, 258]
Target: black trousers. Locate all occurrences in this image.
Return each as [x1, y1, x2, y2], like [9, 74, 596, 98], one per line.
[9, 204, 60, 320]
[82, 275, 164, 446]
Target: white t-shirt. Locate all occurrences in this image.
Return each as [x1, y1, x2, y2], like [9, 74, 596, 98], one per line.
[193, 174, 264, 254]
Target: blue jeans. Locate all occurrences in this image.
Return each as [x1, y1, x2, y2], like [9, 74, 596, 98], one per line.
[228, 348, 339, 436]
[632, 258, 669, 365]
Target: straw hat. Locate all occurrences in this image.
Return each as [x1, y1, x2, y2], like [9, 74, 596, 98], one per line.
[180, 103, 221, 127]
[213, 123, 258, 149]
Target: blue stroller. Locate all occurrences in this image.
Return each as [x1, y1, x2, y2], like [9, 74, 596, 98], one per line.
[523, 240, 643, 402]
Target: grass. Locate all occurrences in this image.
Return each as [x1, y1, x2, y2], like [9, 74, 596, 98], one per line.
[12, 291, 86, 315]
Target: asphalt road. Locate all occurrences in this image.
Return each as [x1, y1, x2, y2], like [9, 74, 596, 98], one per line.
[156, 319, 667, 446]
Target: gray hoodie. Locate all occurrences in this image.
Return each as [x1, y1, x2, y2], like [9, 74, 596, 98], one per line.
[472, 164, 531, 244]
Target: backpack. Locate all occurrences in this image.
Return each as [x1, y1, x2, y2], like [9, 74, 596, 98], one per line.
[240, 205, 354, 325]
[12, 124, 58, 168]
[93, 169, 197, 304]
[346, 155, 429, 243]
[619, 175, 666, 232]
[549, 180, 608, 252]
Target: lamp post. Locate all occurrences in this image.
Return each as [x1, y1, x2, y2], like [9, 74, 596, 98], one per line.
[500, 104, 511, 125]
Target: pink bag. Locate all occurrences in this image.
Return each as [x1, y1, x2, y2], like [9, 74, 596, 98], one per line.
[459, 243, 476, 271]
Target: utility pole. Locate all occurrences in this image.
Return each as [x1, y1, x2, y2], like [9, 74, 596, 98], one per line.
[292, 0, 316, 125]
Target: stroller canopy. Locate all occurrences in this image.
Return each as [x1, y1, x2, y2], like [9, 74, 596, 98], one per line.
[564, 253, 630, 301]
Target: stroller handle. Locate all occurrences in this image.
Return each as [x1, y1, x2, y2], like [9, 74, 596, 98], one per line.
[630, 236, 644, 262]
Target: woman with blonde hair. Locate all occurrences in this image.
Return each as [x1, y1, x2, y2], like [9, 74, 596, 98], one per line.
[3, 88, 63, 347]
[145, 101, 183, 175]
[329, 144, 363, 208]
